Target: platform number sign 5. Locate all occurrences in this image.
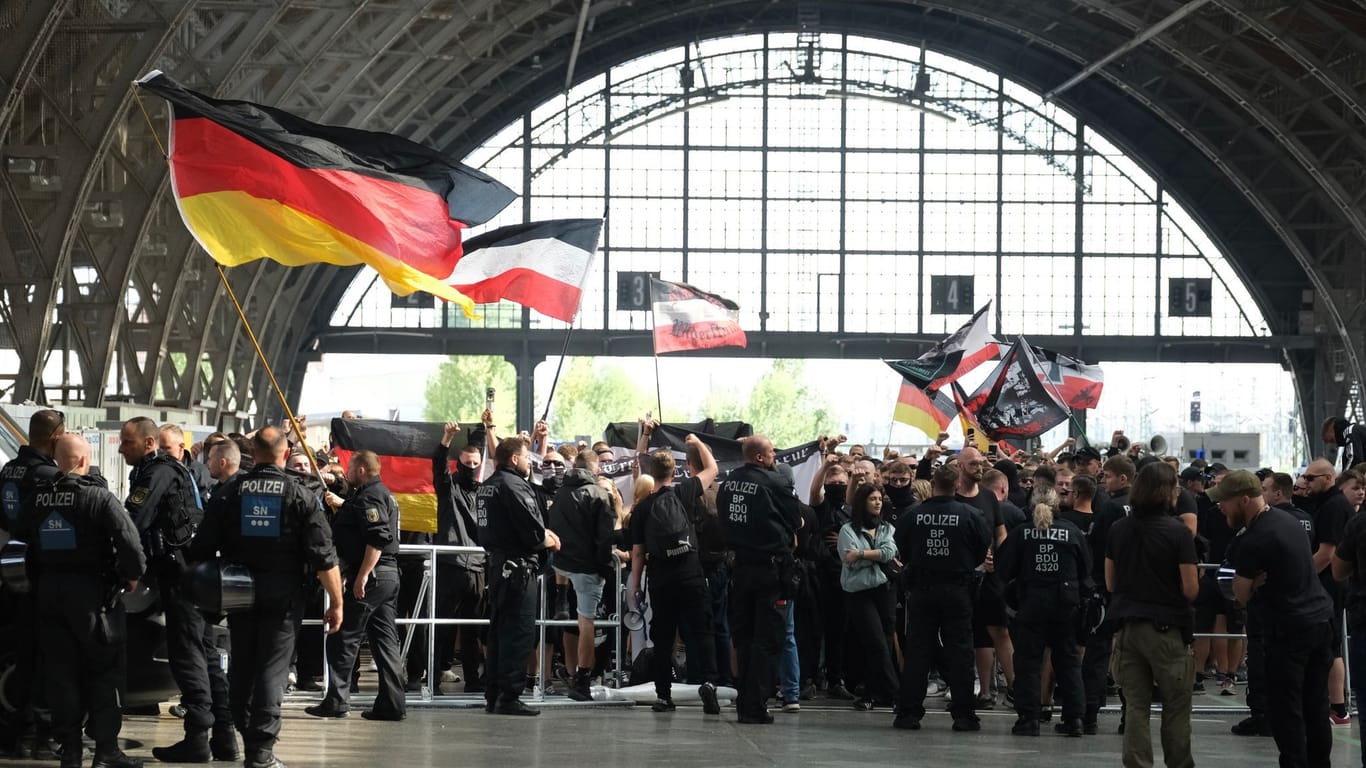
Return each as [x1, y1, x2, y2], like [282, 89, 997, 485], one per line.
[616, 271, 659, 311]
[1168, 278, 1212, 318]
[930, 276, 974, 315]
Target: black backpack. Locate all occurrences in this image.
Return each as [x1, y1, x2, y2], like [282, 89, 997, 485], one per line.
[645, 489, 695, 562]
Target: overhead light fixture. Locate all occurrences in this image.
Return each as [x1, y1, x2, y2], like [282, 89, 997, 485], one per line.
[823, 89, 957, 122]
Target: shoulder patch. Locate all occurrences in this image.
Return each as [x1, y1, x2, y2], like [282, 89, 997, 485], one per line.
[129, 486, 150, 506]
[366, 507, 381, 524]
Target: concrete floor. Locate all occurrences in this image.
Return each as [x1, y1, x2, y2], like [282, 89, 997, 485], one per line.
[9, 696, 1361, 768]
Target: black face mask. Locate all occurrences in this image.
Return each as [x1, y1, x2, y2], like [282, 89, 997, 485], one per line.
[824, 484, 848, 505]
[456, 463, 478, 487]
[885, 483, 913, 508]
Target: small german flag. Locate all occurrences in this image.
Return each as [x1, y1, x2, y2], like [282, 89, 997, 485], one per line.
[330, 418, 485, 535]
[136, 71, 516, 317]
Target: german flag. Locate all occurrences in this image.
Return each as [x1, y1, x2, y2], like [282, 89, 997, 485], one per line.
[136, 71, 516, 317]
[330, 418, 485, 534]
[891, 380, 956, 440]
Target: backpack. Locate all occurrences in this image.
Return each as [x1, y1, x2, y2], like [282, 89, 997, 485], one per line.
[645, 489, 695, 563]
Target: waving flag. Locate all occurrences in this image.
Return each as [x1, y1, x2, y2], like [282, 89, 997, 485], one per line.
[651, 278, 748, 354]
[1033, 347, 1105, 410]
[950, 382, 992, 452]
[330, 418, 485, 534]
[963, 338, 1069, 439]
[449, 219, 602, 322]
[890, 376, 957, 440]
[887, 304, 1000, 391]
[137, 71, 516, 317]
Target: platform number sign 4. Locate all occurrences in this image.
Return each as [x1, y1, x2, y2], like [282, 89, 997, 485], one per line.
[1168, 278, 1212, 318]
[616, 271, 659, 312]
[930, 276, 974, 315]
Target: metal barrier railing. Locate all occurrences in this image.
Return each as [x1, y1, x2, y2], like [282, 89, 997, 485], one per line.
[303, 544, 626, 704]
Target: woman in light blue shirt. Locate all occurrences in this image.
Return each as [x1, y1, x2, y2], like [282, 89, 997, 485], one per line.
[838, 483, 900, 710]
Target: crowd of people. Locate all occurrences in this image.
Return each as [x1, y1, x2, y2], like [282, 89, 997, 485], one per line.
[3, 407, 1366, 768]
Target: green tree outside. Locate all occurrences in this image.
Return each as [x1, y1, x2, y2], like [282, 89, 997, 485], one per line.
[423, 355, 517, 427]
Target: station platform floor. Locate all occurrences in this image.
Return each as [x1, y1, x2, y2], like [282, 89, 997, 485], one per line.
[8, 694, 1361, 768]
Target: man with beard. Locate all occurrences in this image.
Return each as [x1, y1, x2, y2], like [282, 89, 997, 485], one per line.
[477, 436, 560, 716]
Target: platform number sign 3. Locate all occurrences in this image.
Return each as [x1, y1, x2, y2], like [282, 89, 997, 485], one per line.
[930, 276, 974, 315]
[616, 271, 659, 311]
[1168, 278, 1212, 318]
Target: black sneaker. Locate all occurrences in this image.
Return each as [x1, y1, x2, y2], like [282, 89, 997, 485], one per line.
[737, 711, 774, 724]
[492, 699, 541, 716]
[651, 698, 676, 713]
[799, 683, 816, 701]
[699, 683, 720, 715]
[1011, 718, 1039, 736]
[827, 683, 855, 700]
[1231, 716, 1271, 736]
[1058, 718, 1085, 737]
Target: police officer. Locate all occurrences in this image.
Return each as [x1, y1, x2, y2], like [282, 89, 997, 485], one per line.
[892, 464, 992, 732]
[21, 434, 144, 768]
[0, 408, 63, 759]
[477, 435, 560, 716]
[716, 435, 802, 725]
[188, 426, 343, 768]
[306, 451, 405, 721]
[1215, 470, 1334, 768]
[998, 485, 1092, 737]
[118, 416, 235, 763]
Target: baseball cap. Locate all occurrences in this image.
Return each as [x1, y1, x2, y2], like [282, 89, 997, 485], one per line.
[1179, 467, 1205, 482]
[1074, 446, 1102, 462]
[1206, 470, 1262, 503]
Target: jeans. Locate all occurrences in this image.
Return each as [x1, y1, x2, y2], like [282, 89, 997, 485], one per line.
[780, 601, 800, 703]
[704, 562, 733, 685]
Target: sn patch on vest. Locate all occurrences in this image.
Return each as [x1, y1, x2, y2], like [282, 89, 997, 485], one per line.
[2, 482, 18, 522]
[242, 494, 283, 538]
[40, 512, 77, 550]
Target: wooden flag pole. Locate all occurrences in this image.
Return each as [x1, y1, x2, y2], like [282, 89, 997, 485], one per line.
[540, 322, 576, 424]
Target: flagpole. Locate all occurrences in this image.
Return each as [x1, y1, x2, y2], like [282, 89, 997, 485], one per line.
[652, 346, 664, 422]
[1020, 334, 1091, 448]
[215, 266, 328, 484]
[540, 322, 576, 424]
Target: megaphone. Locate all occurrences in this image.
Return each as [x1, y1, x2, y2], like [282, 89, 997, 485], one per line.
[1113, 435, 1131, 453]
[1149, 435, 1168, 455]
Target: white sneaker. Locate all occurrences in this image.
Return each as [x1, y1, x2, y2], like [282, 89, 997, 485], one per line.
[440, 670, 461, 684]
[925, 679, 948, 697]
[782, 701, 800, 713]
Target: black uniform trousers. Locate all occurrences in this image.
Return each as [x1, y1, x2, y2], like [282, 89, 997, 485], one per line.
[647, 574, 718, 700]
[1082, 618, 1116, 722]
[817, 569, 848, 686]
[1264, 621, 1334, 768]
[161, 568, 231, 731]
[37, 575, 124, 754]
[1011, 594, 1084, 724]
[408, 563, 486, 687]
[845, 583, 899, 704]
[484, 569, 538, 706]
[900, 581, 977, 722]
[1245, 631, 1266, 720]
[4, 589, 47, 748]
[226, 590, 300, 762]
[323, 566, 405, 716]
[729, 563, 785, 718]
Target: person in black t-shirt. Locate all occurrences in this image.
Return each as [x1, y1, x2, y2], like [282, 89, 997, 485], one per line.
[1300, 458, 1354, 723]
[1333, 499, 1366, 762]
[1106, 462, 1199, 768]
[808, 452, 852, 699]
[628, 441, 721, 716]
[1216, 471, 1334, 768]
[955, 447, 1011, 711]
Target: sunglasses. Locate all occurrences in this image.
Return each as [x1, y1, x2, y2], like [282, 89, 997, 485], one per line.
[885, 476, 911, 486]
[1301, 473, 1327, 481]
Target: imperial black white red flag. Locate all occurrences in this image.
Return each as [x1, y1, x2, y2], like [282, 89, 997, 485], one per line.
[447, 218, 602, 322]
[650, 278, 748, 354]
[963, 338, 1070, 439]
[886, 303, 1000, 392]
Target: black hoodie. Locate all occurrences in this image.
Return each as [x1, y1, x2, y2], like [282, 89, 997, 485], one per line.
[548, 469, 616, 578]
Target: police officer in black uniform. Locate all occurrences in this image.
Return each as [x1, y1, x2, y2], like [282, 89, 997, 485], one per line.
[21, 434, 145, 768]
[477, 435, 560, 716]
[1216, 471, 1335, 768]
[188, 426, 343, 768]
[306, 450, 405, 721]
[0, 408, 63, 759]
[118, 416, 236, 763]
[998, 485, 1093, 737]
[716, 435, 803, 725]
[893, 464, 992, 732]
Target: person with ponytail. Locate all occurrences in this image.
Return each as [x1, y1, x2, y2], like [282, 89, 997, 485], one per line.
[998, 484, 1093, 737]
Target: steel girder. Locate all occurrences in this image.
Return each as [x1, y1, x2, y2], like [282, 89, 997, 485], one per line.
[4, 0, 1366, 437]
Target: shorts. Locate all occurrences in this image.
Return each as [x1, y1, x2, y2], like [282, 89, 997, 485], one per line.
[972, 577, 1008, 647]
[1193, 576, 1246, 634]
[555, 568, 605, 619]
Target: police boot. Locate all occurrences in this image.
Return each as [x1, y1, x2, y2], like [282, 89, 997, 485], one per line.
[566, 668, 593, 702]
[210, 722, 240, 761]
[151, 729, 211, 763]
[58, 739, 83, 768]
